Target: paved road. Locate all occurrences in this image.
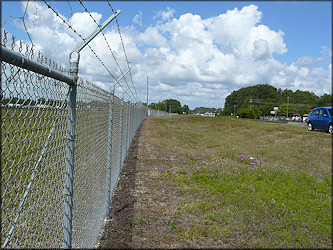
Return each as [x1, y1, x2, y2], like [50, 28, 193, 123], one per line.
[231, 118, 307, 127]
[286, 122, 307, 127]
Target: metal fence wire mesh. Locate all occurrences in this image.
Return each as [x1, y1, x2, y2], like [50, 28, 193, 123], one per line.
[1, 29, 174, 248]
[149, 109, 174, 116]
[1, 33, 68, 248]
[71, 79, 111, 248]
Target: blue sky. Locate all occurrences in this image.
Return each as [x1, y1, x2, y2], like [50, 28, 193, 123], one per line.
[1, 1, 332, 109]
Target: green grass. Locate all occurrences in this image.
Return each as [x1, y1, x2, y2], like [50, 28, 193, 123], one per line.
[1, 107, 68, 246]
[2, 108, 331, 248]
[1, 105, 111, 247]
[158, 115, 331, 248]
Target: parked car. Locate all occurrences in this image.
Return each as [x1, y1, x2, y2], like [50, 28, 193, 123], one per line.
[307, 107, 333, 133]
[291, 114, 302, 122]
[302, 114, 309, 123]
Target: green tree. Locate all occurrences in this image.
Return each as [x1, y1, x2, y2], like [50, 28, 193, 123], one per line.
[149, 101, 164, 110]
[294, 104, 312, 116]
[149, 98, 188, 114]
[192, 107, 218, 114]
[182, 104, 190, 114]
[225, 84, 281, 115]
[37, 98, 46, 104]
[224, 84, 328, 117]
[277, 103, 295, 116]
[165, 99, 182, 113]
[293, 90, 319, 105]
[318, 94, 333, 107]
[238, 107, 262, 119]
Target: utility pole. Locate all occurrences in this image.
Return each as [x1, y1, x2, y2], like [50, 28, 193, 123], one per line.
[233, 104, 236, 116]
[250, 98, 253, 111]
[286, 96, 289, 118]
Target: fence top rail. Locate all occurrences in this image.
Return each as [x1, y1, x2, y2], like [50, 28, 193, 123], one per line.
[1, 45, 74, 86]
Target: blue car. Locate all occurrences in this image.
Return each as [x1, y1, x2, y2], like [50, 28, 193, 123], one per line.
[307, 107, 333, 134]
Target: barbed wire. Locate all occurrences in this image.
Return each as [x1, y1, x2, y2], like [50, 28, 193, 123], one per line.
[2, 0, 35, 50]
[3, 0, 140, 103]
[42, 0, 136, 102]
[66, 0, 73, 25]
[78, 0, 139, 103]
[106, 0, 141, 103]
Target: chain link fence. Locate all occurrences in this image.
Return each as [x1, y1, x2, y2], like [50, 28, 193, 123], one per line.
[1, 30, 173, 248]
[1, 31, 69, 248]
[149, 109, 177, 117]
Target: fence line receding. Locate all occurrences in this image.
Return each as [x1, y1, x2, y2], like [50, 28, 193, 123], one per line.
[1, 24, 174, 249]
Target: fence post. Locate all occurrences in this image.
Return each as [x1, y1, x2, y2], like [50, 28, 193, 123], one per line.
[61, 12, 122, 246]
[106, 87, 115, 220]
[119, 95, 124, 171]
[133, 104, 136, 133]
[128, 103, 131, 146]
[126, 101, 130, 151]
[63, 53, 78, 249]
[130, 103, 133, 144]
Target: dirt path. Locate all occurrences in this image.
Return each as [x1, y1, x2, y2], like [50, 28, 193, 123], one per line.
[96, 118, 186, 248]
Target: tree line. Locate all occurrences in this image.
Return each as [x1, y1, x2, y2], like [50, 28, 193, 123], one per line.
[223, 84, 332, 118]
[1, 97, 55, 106]
[192, 107, 220, 114]
[148, 99, 190, 114]
[6, 84, 330, 118]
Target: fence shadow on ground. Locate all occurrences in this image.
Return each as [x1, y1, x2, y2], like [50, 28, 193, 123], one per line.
[96, 123, 143, 248]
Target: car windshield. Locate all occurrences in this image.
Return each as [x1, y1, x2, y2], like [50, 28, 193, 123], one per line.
[311, 109, 319, 115]
[328, 108, 333, 116]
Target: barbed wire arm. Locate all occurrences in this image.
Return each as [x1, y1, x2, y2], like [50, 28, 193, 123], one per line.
[43, 1, 117, 83]
[78, 1, 139, 103]
[70, 9, 121, 55]
[69, 9, 121, 77]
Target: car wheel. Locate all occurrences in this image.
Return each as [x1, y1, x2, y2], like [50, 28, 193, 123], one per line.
[308, 122, 314, 131]
[328, 124, 333, 134]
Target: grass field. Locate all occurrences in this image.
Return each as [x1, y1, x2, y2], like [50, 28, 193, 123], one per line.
[154, 115, 331, 248]
[2, 108, 332, 248]
[1, 106, 68, 247]
[1, 105, 112, 247]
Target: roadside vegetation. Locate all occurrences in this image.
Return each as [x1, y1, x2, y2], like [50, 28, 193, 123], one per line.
[223, 84, 332, 118]
[155, 115, 331, 248]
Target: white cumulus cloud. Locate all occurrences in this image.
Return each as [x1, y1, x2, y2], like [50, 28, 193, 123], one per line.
[154, 7, 175, 22]
[133, 11, 143, 26]
[12, 2, 331, 109]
